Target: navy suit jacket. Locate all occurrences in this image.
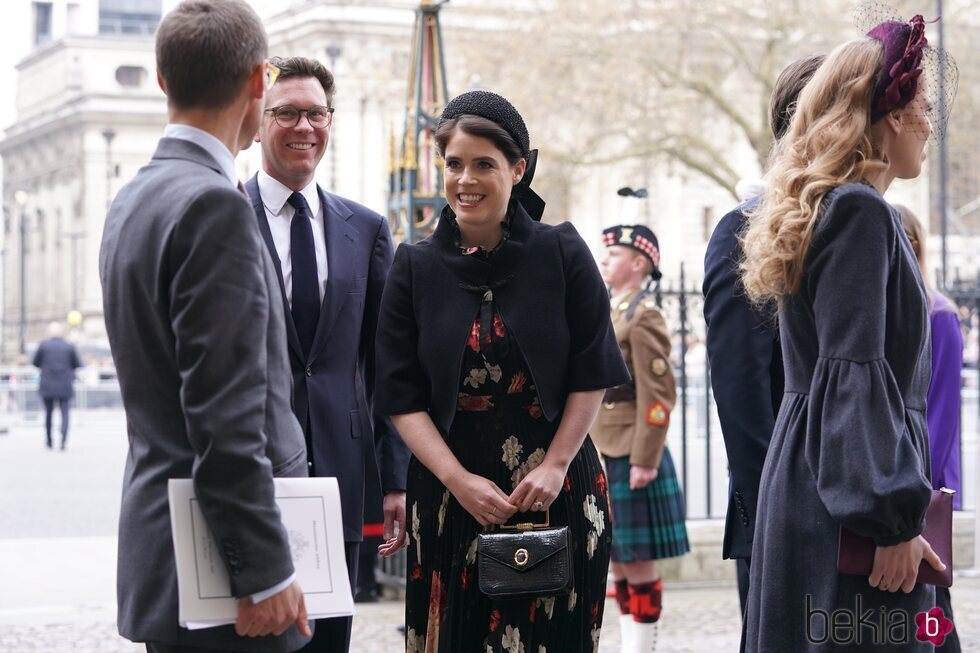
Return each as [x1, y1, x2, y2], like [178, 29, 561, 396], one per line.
[33, 337, 81, 399]
[702, 200, 784, 560]
[246, 175, 410, 542]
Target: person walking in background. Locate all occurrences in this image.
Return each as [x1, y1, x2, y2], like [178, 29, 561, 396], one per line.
[99, 1, 312, 650]
[33, 321, 82, 450]
[897, 203, 963, 653]
[248, 55, 410, 653]
[375, 89, 629, 652]
[702, 53, 824, 613]
[739, 9, 956, 650]
[594, 224, 689, 653]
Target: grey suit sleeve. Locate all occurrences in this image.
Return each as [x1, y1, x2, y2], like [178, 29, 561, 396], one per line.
[360, 217, 410, 493]
[168, 187, 293, 596]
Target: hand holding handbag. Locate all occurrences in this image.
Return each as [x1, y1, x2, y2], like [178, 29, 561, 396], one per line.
[477, 510, 572, 600]
[837, 488, 954, 588]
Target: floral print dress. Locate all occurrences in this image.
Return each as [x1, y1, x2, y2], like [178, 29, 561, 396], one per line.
[404, 290, 613, 653]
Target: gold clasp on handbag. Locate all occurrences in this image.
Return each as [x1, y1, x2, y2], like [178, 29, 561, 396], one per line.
[499, 508, 551, 531]
[514, 547, 529, 566]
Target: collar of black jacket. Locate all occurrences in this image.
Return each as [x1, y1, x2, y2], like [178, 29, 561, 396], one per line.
[432, 201, 538, 292]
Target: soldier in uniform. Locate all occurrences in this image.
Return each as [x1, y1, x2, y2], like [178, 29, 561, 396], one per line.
[593, 223, 689, 653]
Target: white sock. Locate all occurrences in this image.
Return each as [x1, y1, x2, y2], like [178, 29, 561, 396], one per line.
[631, 621, 658, 653]
[619, 614, 635, 652]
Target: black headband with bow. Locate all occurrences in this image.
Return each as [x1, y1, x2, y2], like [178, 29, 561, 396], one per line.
[439, 90, 546, 221]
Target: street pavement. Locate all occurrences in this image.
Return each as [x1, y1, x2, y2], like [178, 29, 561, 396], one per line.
[1, 410, 978, 652]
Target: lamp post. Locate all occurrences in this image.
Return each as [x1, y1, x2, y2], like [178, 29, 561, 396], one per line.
[102, 127, 116, 212]
[325, 46, 342, 192]
[936, 0, 949, 290]
[14, 190, 29, 357]
[62, 229, 85, 312]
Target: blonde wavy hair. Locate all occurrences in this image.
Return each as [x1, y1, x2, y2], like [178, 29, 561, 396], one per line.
[741, 38, 889, 307]
[895, 203, 957, 314]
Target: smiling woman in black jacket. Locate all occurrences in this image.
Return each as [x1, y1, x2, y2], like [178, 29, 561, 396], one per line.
[375, 90, 629, 653]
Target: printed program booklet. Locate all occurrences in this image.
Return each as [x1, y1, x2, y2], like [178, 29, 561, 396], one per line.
[168, 477, 354, 629]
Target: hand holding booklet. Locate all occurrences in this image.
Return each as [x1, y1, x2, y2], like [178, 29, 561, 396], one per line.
[168, 477, 354, 630]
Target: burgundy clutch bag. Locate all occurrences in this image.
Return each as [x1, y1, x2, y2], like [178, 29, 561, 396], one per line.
[837, 488, 954, 588]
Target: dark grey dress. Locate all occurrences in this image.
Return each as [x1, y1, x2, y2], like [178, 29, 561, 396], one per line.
[742, 184, 935, 652]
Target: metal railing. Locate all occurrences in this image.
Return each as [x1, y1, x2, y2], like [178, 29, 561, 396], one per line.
[378, 269, 980, 586]
[0, 368, 122, 413]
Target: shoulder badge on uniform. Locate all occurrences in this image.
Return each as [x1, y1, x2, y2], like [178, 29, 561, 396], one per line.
[651, 357, 668, 376]
[646, 401, 669, 427]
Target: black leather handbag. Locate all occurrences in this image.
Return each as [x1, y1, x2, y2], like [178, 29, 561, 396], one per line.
[477, 511, 572, 600]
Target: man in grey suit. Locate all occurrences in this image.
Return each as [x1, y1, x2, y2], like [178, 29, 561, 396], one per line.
[33, 321, 82, 450]
[99, 2, 312, 651]
[247, 55, 410, 653]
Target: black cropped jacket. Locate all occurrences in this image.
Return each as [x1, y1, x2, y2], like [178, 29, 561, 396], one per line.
[375, 204, 630, 433]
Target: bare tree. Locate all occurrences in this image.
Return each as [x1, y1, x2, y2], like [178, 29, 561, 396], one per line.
[445, 0, 979, 205]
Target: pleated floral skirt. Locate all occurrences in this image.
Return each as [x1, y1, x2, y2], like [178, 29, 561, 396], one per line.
[403, 306, 612, 653]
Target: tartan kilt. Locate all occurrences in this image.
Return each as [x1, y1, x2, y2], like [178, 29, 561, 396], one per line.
[604, 449, 690, 562]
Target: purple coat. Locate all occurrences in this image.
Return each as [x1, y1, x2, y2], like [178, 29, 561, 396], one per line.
[928, 293, 963, 509]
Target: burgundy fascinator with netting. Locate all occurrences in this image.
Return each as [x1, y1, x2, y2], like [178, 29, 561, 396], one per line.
[867, 15, 929, 122]
[854, 2, 958, 141]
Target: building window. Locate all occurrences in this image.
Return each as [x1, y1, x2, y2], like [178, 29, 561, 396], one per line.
[67, 3, 82, 36]
[99, 0, 161, 35]
[37, 209, 46, 252]
[115, 65, 147, 88]
[33, 2, 53, 47]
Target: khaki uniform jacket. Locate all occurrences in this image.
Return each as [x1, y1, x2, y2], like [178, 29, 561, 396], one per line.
[590, 289, 676, 469]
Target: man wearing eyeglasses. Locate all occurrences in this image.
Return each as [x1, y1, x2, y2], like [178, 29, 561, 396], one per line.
[100, 2, 312, 652]
[247, 55, 409, 653]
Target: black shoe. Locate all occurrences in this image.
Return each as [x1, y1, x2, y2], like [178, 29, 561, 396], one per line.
[354, 587, 379, 603]
[46, 441, 53, 449]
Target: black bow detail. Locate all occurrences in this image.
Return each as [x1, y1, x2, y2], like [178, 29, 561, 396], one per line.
[512, 149, 545, 221]
[459, 275, 515, 360]
[458, 275, 515, 299]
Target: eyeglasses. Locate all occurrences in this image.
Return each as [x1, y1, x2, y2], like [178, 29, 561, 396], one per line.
[265, 62, 281, 90]
[264, 105, 334, 129]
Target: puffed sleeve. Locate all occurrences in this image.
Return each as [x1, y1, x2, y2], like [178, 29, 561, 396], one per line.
[802, 189, 932, 546]
[375, 243, 431, 416]
[557, 222, 631, 392]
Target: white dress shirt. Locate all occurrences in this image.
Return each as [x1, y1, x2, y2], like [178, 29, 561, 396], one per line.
[162, 124, 295, 604]
[257, 170, 329, 306]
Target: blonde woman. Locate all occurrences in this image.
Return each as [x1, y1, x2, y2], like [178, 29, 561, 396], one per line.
[739, 12, 956, 652]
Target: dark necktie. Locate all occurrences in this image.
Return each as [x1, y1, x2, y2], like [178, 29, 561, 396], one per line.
[287, 192, 320, 357]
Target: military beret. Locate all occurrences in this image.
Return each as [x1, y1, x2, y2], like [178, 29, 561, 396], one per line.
[603, 224, 662, 280]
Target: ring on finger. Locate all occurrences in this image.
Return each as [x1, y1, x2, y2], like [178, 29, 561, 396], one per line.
[490, 505, 497, 517]
[533, 500, 544, 510]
